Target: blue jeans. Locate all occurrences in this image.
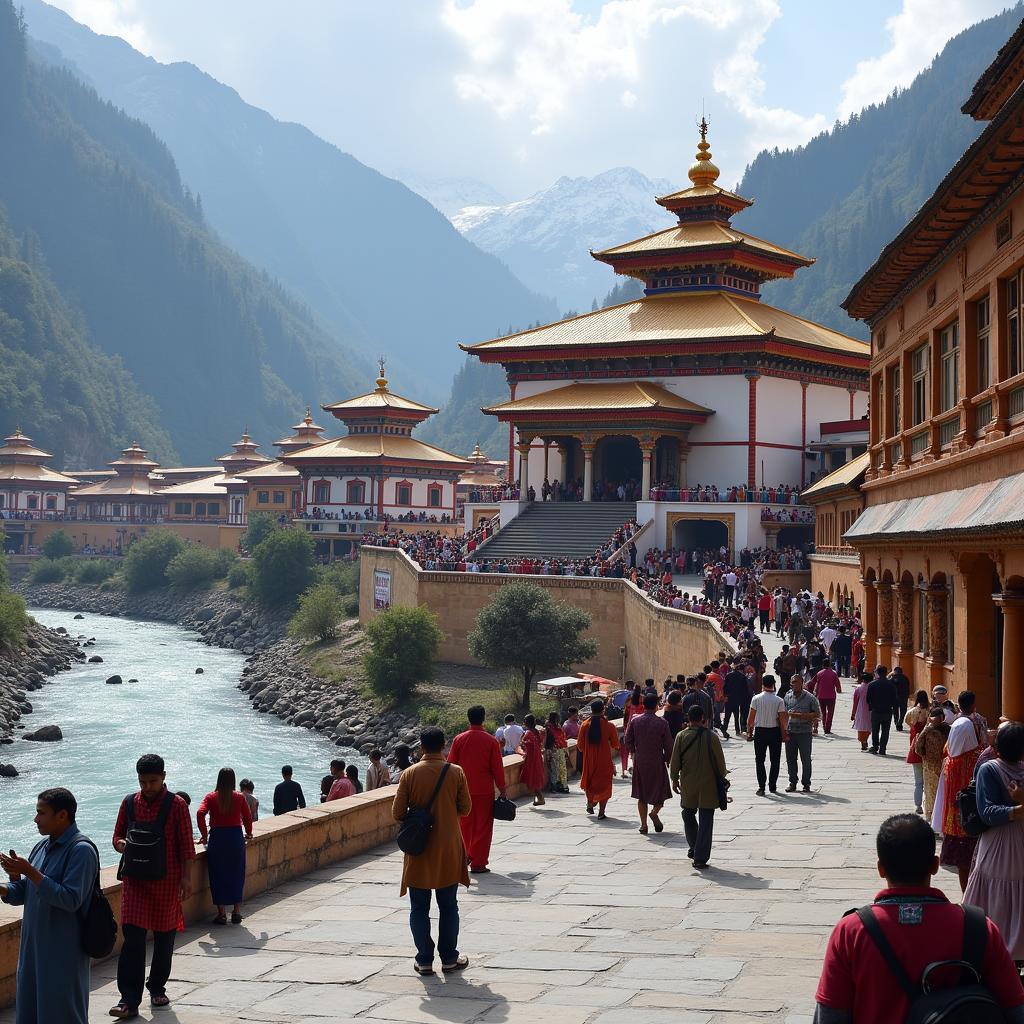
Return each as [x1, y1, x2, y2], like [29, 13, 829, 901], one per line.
[408, 884, 460, 967]
[912, 762, 924, 809]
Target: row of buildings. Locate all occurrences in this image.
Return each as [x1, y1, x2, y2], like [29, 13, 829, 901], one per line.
[0, 370, 503, 560]
[804, 20, 1024, 722]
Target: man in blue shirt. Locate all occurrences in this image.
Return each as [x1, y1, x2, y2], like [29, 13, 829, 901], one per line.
[0, 787, 98, 1024]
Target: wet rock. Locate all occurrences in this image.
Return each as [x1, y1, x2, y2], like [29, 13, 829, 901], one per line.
[195, 607, 217, 622]
[88, 655, 103, 663]
[128, 678, 138, 683]
[195, 667, 204, 674]
[24, 725, 63, 742]
[0, 764, 17, 777]
[73, 614, 84, 620]
[106, 675, 123, 685]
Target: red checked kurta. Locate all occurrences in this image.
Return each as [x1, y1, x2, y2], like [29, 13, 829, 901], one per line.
[113, 788, 196, 933]
[448, 725, 506, 870]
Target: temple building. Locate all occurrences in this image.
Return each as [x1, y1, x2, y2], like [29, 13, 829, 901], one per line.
[463, 124, 869, 556]
[455, 444, 506, 526]
[281, 369, 470, 559]
[842, 19, 1024, 722]
[0, 429, 79, 553]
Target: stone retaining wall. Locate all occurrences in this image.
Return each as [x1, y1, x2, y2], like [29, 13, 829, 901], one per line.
[0, 748, 553, 1009]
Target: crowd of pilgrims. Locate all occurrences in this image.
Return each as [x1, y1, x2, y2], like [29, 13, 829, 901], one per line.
[307, 507, 454, 524]
[465, 479, 809, 506]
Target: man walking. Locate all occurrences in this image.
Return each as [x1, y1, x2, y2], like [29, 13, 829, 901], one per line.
[811, 661, 842, 734]
[723, 568, 738, 607]
[784, 675, 820, 793]
[757, 590, 772, 633]
[723, 659, 750, 736]
[109, 754, 195, 1020]
[0, 788, 98, 1024]
[866, 666, 899, 755]
[747, 675, 789, 795]
[831, 626, 852, 678]
[447, 706, 508, 874]
[891, 666, 910, 731]
[624, 692, 674, 834]
[272, 765, 306, 816]
[392, 728, 471, 975]
[669, 706, 728, 869]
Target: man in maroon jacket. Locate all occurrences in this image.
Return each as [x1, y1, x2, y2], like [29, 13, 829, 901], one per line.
[447, 706, 508, 874]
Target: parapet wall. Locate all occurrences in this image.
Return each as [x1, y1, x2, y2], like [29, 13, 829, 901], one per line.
[359, 547, 734, 683]
[0, 754, 541, 1009]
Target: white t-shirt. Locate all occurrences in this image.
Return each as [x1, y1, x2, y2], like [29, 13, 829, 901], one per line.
[725, 572, 738, 587]
[499, 723, 524, 752]
[749, 691, 786, 729]
[819, 626, 837, 651]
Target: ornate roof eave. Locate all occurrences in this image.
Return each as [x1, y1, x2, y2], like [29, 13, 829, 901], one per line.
[962, 18, 1024, 120]
[591, 243, 812, 276]
[293, 458, 470, 475]
[481, 408, 711, 428]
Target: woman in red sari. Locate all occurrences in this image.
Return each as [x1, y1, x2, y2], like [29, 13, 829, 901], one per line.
[518, 714, 546, 806]
[579, 699, 620, 819]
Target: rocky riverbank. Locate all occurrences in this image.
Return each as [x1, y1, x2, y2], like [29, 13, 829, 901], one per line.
[0, 621, 84, 761]
[241, 631, 421, 757]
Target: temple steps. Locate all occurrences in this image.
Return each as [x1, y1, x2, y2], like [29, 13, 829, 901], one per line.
[472, 501, 637, 561]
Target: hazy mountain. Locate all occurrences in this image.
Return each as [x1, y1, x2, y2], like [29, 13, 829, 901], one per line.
[737, 4, 1024, 336]
[397, 171, 508, 219]
[21, 0, 557, 398]
[454, 167, 673, 312]
[0, 0, 366, 464]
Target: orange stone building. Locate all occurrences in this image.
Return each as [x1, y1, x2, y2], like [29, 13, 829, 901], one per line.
[843, 22, 1024, 721]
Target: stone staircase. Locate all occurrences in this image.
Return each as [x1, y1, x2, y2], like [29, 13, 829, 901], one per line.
[474, 502, 638, 561]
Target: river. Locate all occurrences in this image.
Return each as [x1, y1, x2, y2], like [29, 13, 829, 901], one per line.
[0, 608, 364, 866]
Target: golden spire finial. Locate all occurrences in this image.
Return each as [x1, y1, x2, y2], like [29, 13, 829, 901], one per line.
[304, 407, 312, 425]
[688, 116, 720, 188]
[375, 355, 389, 392]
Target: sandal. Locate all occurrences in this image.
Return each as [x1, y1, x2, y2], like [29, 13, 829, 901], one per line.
[231, 911, 243, 924]
[108, 1004, 139, 1020]
[413, 962, 434, 976]
[638, 826, 649, 835]
[212, 914, 227, 926]
[150, 993, 170, 1009]
[586, 804, 594, 814]
[597, 813, 607, 820]
[651, 815, 664, 833]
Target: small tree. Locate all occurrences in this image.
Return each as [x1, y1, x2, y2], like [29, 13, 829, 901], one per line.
[364, 605, 443, 703]
[28, 557, 66, 584]
[249, 528, 314, 606]
[41, 530, 73, 559]
[73, 559, 116, 585]
[166, 546, 223, 590]
[288, 583, 344, 643]
[123, 530, 184, 593]
[243, 511, 278, 553]
[467, 582, 598, 711]
[0, 591, 28, 649]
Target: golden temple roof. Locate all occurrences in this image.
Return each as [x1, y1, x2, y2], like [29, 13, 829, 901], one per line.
[157, 473, 232, 499]
[323, 371, 437, 417]
[108, 442, 159, 471]
[274, 409, 326, 451]
[0, 428, 53, 462]
[216, 433, 272, 468]
[593, 220, 811, 265]
[71, 475, 165, 498]
[282, 433, 469, 467]
[237, 460, 300, 482]
[801, 451, 870, 501]
[484, 381, 713, 416]
[0, 463, 79, 485]
[463, 292, 870, 358]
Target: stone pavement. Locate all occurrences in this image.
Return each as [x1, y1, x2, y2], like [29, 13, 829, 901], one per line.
[1, 688, 960, 1024]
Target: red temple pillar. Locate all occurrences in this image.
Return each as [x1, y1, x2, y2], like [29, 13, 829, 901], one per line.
[745, 369, 760, 488]
[800, 380, 808, 488]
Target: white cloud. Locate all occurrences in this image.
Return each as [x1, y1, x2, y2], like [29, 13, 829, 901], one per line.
[55, 0, 152, 53]
[621, 89, 638, 108]
[838, 0, 1010, 116]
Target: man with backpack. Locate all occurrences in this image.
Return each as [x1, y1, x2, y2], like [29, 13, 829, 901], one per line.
[109, 753, 196, 1020]
[813, 813, 1024, 1023]
[0, 787, 102, 1024]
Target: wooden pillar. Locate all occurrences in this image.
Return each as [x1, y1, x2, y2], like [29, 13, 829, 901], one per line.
[677, 442, 689, 490]
[926, 580, 949, 688]
[876, 579, 895, 669]
[582, 442, 595, 502]
[507, 383, 517, 470]
[896, 581, 916, 676]
[517, 441, 531, 498]
[993, 590, 1024, 722]
[543, 440, 550, 487]
[746, 370, 760, 489]
[640, 442, 654, 499]
[862, 577, 878, 663]
[800, 381, 809, 488]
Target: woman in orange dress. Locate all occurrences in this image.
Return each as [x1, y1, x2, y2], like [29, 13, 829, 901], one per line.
[579, 699, 620, 819]
[517, 714, 546, 806]
[620, 684, 642, 776]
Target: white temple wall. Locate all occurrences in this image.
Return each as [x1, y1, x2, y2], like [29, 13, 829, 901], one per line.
[303, 473, 456, 516]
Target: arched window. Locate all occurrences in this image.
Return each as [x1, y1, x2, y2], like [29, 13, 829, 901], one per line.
[428, 484, 444, 508]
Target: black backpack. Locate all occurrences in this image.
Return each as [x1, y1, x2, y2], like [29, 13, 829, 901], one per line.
[397, 764, 450, 856]
[856, 903, 1007, 1023]
[60, 836, 117, 958]
[116, 791, 174, 882]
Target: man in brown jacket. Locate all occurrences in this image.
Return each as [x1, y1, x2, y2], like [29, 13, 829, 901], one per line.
[392, 727, 472, 975]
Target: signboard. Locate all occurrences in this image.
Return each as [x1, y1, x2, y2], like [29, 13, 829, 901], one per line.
[373, 569, 391, 610]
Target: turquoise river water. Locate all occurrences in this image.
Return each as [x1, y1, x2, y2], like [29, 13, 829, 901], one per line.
[0, 608, 364, 865]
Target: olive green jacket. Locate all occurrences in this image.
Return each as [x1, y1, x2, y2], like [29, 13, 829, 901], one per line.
[669, 726, 728, 809]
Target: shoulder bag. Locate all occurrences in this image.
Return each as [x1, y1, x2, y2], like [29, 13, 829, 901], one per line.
[62, 836, 117, 958]
[705, 730, 730, 811]
[397, 763, 450, 856]
[116, 790, 174, 882]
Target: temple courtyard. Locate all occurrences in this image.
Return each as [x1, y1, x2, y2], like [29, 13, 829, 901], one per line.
[0, 685, 961, 1024]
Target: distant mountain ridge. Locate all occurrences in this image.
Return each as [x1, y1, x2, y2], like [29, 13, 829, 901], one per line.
[454, 167, 673, 312]
[20, 0, 558, 399]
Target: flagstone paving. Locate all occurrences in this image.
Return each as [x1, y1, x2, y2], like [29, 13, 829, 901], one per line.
[0, 680, 961, 1024]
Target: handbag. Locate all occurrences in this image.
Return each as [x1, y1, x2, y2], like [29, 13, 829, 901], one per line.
[116, 790, 174, 882]
[62, 836, 117, 958]
[493, 796, 517, 822]
[397, 763, 450, 856]
[705, 730, 730, 812]
[957, 781, 989, 837]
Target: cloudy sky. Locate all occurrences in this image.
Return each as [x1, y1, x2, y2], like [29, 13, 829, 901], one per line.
[43, 0, 1016, 199]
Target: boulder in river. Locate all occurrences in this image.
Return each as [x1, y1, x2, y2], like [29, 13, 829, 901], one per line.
[195, 667, 204, 674]
[0, 764, 17, 777]
[73, 614, 84, 620]
[106, 675, 123, 685]
[88, 655, 102, 663]
[24, 725, 63, 742]
[128, 678, 138, 683]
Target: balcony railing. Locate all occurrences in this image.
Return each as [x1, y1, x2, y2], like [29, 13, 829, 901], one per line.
[909, 429, 930, 458]
[938, 412, 960, 449]
[1010, 384, 1024, 421]
[974, 398, 993, 436]
[889, 441, 902, 465]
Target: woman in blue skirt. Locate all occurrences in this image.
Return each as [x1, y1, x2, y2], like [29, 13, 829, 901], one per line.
[197, 768, 253, 924]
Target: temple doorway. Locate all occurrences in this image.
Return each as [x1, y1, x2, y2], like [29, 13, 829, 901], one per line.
[672, 517, 729, 557]
[596, 436, 641, 491]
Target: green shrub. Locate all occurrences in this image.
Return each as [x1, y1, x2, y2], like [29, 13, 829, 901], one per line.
[41, 530, 73, 559]
[249, 528, 314, 606]
[72, 558, 117, 584]
[243, 511, 278, 553]
[165, 546, 224, 590]
[364, 605, 443, 703]
[342, 592, 360, 617]
[288, 583, 344, 642]
[315, 559, 360, 596]
[123, 530, 184, 593]
[0, 591, 28, 649]
[227, 562, 250, 589]
[28, 557, 67, 584]
[213, 548, 237, 576]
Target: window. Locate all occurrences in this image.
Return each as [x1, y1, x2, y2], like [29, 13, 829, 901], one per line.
[977, 296, 991, 392]
[1009, 273, 1024, 378]
[45, 495, 57, 510]
[174, 502, 192, 516]
[196, 502, 207, 517]
[888, 364, 901, 438]
[346, 480, 365, 504]
[112, 504, 122, 517]
[313, 482, 330, 504]
[997, 213, 1013, 247]
[911, 344, 930, 425]
[0, 495, 5, 509]
[939, 321, 959, 412]
[257, 490, 270, 504]
[428, 484, 443, 508]
[396, 483, 412, 506]
[272, 490, 285, 504]
[207, 502, 220, 516]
